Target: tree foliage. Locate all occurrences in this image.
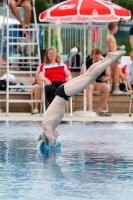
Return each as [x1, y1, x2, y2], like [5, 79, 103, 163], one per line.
[112, 0, 133, 19]
[31, 0, 48, 23]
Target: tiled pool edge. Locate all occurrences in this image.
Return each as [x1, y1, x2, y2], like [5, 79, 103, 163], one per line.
[0, 113, 133, 122]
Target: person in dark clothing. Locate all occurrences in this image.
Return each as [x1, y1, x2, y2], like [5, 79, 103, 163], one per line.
[129, 26, 133, 50]
[80, 48, 111, 116]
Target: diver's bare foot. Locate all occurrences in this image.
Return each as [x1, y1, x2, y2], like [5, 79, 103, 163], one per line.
[108, 50, 126, 60]
[108, 50, 126, 56]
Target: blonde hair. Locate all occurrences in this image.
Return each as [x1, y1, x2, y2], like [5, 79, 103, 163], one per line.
[44, 46, 61, 64]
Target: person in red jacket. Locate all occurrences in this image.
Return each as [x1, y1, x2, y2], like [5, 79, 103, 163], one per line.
[39, 47, 72, 104]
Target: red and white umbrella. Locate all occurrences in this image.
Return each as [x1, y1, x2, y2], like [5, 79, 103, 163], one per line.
[39, 0, 131, 115]
[39, 0, 131, 23]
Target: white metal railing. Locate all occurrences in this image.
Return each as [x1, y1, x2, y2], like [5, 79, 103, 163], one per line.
[41, 23, 108, 56]
[0, 23, 108, 68]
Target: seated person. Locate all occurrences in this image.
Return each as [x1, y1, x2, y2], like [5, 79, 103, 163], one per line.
[80, 47, 111, 116]
[9, 0, 32, 39]
[118, 65, 128, 92]
[124, 51, 133, 92]
[39, 47, 72, 104]
[130, 26, 133, 50]
[32, 67, 41, 114]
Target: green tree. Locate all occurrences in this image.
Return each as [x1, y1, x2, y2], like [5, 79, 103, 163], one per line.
[31, 0, 48, 23]
[112, 0, 133, 19]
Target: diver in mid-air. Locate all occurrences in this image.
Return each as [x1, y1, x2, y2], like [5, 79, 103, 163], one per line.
[38, 50, 126, 147]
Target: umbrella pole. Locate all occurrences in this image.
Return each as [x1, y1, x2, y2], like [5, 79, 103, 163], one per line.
[88, 18, 92, 56]
[73, 19, 96, 117]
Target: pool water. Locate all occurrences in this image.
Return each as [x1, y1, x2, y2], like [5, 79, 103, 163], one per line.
[0, 121, 133, 200]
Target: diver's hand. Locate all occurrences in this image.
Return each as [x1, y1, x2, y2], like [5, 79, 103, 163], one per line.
[45, 134, 57, 147]
[38, 132, 57, 147]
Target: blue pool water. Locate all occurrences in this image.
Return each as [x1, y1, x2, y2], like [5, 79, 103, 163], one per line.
[0, 121, 133, 200]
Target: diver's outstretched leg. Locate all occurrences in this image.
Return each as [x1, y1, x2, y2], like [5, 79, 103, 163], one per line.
[67, 53, 110, 84]
[65, 51, 126, 96]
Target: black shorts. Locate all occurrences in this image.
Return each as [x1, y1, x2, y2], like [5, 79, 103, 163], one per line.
[18, 0, 29, 6]
[56, 84, 70, 101]
[9, 0, 30, 6]
[15, 0, 29, 2]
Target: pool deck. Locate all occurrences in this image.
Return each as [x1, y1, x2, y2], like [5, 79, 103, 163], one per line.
[0, 112, 133, 122]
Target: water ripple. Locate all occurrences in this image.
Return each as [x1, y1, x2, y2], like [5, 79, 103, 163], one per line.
[0, 121, 133, 200]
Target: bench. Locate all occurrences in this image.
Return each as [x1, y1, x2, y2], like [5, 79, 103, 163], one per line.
[0, 92, 32, 112]
[0, 71, 41, 113]
[71, 93, 132, 114]
[0, 71, 133, 114]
